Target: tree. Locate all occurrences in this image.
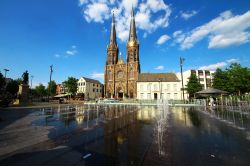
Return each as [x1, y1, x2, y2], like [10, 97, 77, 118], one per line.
[16, 78, 23, 85]
[0, 72, 5, 90]
[47, 80, 57, 96]
[212, 68, 233, 92]
[186, 73, 202, 99]
[35, 84, 47, 97]
[6, 80, 19, 98]
[64, 77, 78, 94]
[226, 63, 250, 95]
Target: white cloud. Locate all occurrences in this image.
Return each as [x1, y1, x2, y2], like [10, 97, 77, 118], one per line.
[178, 10, 250, 50]
[78, 0, 171, 42]
[154, 65, 164, 70]
[90, 72, 104, 82]
[83, 2, 110, 23]
[198, 58, 240, 70]
[156, 35, 170, 45]
[54, 54, 60, 58]
[180, 10, 198, 20]
[66, 45, 77, 56]
[226, 58, 239, 63]
[199, 62, 227, 71]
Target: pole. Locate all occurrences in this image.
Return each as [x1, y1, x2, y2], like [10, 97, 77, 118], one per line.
[180, 57, 185, 103]
[30, 75, 33, 102]
[49, 65, 53, 101]
[4, 69, 9, 78]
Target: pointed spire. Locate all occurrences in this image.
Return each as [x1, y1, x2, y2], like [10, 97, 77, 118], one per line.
[117, 52, 124, 64]
[109, 11, 117, 46]
[128, 6, 137, 43]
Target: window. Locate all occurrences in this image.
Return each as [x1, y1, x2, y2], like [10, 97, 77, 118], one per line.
[93, 88, 95, 92]
[108, 71, 112, 81]
[147, 83, 151, 91]
[167, 93, 171, 99]
[96, 89, 98, 92]
[117, 71, 124, 78]
[147, 93, 151, 99]
[167, 84, 170, 91]
[140, 93, 144, 99]
[154, 84, 158, 91]
[140, 84, 144, 91]
[173, 84, 177, 91]
[129, 68, 134, 78]
[174, 93, 177, 99]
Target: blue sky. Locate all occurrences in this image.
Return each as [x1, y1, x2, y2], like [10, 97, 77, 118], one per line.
[0, 0, 250, 87]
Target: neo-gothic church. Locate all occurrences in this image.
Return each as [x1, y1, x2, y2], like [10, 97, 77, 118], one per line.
[104, 8, 140, 98]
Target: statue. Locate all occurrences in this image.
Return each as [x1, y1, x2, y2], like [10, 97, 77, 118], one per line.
[22, 70, 29, 85]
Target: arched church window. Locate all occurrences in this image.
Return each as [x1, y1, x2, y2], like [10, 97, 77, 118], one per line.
[129, 68, 134, 78]
[108, 71, 112, 81]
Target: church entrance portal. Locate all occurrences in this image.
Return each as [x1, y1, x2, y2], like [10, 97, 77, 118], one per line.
[118, 92, 123, 99]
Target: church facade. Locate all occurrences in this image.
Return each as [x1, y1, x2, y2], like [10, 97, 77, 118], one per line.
[104, 9, 140, 99]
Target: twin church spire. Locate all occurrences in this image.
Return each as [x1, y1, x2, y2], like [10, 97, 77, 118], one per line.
[108, 7, 138, 48]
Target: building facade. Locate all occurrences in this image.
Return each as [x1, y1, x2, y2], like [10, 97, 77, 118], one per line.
[137, 73, 181, 100]
[77, 77, 103, 100]
[104, 9, 140, 99]
[177, 69, 214, 100]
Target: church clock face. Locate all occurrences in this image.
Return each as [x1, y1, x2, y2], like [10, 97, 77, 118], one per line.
[117, 71, 124, 78]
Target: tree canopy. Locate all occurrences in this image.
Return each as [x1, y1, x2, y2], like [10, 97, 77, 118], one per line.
[213, 63, 250, 95]
[0, 72, 5, 90]
[6, 80, 19, 98]
[63, 77, 78, 94]
[35, 84, 47, 97]
[47, 80, 57, 96]
[186, 73, 202, 99]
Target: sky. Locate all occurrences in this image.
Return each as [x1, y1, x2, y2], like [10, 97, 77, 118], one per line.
[0, 0, 250, 87]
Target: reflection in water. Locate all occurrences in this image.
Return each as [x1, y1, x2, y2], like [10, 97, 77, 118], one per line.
[30, 103, 250, 166]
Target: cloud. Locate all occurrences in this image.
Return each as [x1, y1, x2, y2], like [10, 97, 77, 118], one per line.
[90, 72, 104, 82]
[66, 45, 78, 56]
[175, 10, 250, 50]
[156, 35, 170, 45]
[180, 10, 198, 20]
[83, 2, 110, 23]
[79, 0, 171, 42]
[154, 65, 164, 70]
[226, 58, 239, 63]
[54, 54, 60, 58]
[198, 58, 240, 70]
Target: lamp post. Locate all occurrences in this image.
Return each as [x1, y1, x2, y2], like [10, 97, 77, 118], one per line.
[180, 57, 185, 103]
[49, 65, 53, 101]
[158, 78, 162, 100]
[4, 69, 9, 78]
[30, 75, 34, 101]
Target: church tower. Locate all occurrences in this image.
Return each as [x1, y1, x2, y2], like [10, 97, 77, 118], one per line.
[126, 7, 140, 98]
[104, 8, 140, 99]
[104, 13, 118, 98]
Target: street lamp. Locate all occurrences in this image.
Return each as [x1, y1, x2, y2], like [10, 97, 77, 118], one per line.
[180, 57, 185, 103]
[30, 75, 34, 101]
[158, 78, 162, 100]
[3, 69, 9, 78]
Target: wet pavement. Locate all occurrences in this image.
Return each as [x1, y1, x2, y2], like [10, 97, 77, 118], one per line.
[0, 104, 250, 166]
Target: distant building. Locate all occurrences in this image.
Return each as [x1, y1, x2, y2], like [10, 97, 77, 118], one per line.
[177, 69, 214, 100]
[137, 73, 181, 100]
[77, 77, 103, 100]
[56, 84, 66, 95]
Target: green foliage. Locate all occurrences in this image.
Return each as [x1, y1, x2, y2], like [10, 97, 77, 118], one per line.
[6, 80, 19, 97]
[186, 73, 202, 99]
[213, 63, 250, 95]
[0, 72, 5, 90]
[47, 80, 57, 96]
[63, 77, 78, 94]
[15, 78, 23, 85]
[35, 84, 47, 96]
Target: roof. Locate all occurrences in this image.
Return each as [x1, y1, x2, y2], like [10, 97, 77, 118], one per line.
[196, 88, 229, 94]
[80, 77, 102, 84]
[138, 73, 180, 82]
